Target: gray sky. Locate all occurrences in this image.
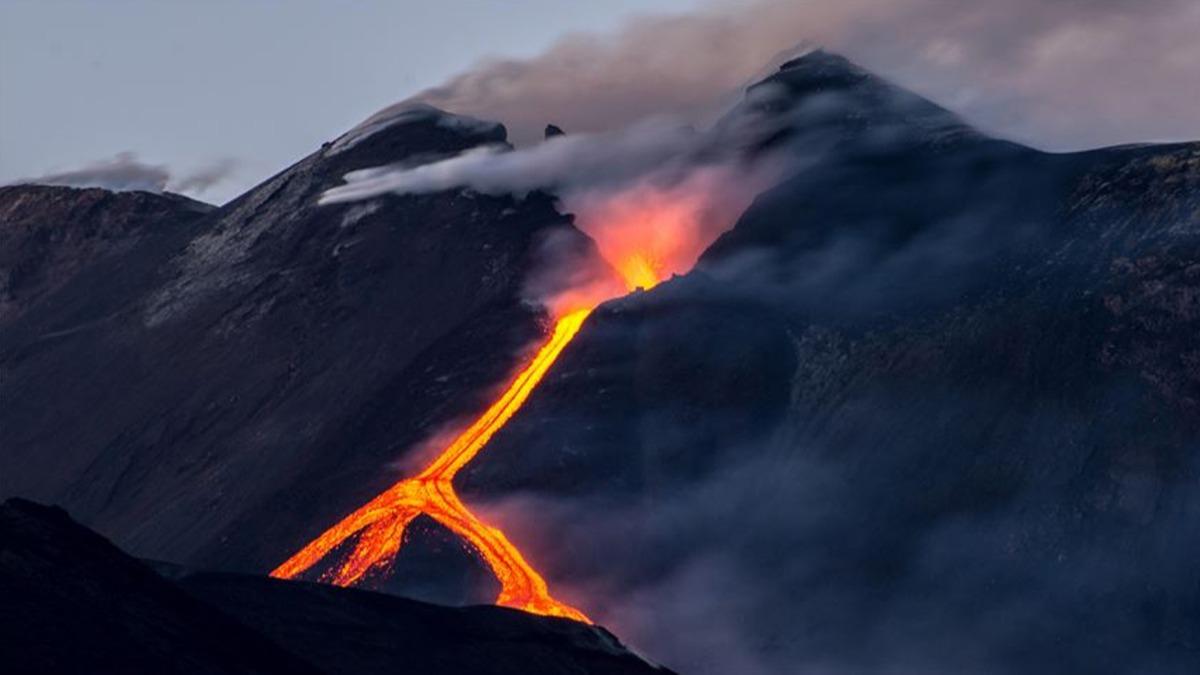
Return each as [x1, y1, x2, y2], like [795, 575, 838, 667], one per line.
[3, 0, 1198, 205]
[0, 0, 703, 203]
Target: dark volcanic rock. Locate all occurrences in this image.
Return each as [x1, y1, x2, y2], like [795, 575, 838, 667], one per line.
[0, 106, 594, 596]
[0, 498, 317, 675]
[456, 52, 1200, 673]
[183, 573, 668, 675]
[0, 498, 669, 675]
[0, 184, 212, 325]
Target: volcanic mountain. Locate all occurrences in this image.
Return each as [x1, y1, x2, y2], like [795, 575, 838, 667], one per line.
[0, 107, 598, 605]
[456, 52, 1200, 673]
[3, 49, 1200, 674]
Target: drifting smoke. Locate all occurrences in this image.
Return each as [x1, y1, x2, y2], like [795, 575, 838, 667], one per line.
[408, 4, 807, 146]
[169, 157, 240, 195]
[479, 419, 1200, 675]
[21, 153, 171, 193]
[322, 118, 705, 202]
[461, 178, 1200, 673]
[410, 0, 1200, 150]
[16, 153, 239, 197]
[322, 106, 783, 316]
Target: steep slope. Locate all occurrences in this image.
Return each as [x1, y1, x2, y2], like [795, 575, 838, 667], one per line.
[0, 106, 595, 600]
[0, 498, 669, 675]
[454, 51, 1200, 673]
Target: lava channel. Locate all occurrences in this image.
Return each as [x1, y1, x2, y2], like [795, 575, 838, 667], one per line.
[272, 175, 724, 622]
[272, 309, 594, 622]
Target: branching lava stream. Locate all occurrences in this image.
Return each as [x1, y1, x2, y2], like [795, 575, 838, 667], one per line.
[272, 176, 734, 623]
[271, 309, 594, 621]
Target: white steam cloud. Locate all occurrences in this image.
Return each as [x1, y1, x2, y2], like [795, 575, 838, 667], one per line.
[322, 117, 720, 204]
[319, 99, 784, 316]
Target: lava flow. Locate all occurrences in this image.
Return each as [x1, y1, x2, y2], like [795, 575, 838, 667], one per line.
[273, 172, 738, 623]
[272, 308, 593, 621]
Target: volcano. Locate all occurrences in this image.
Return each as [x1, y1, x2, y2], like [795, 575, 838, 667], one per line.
[3, 49, 1200, 674]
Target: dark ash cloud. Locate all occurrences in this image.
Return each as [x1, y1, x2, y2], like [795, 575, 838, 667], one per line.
[407, 0, 1200, 150]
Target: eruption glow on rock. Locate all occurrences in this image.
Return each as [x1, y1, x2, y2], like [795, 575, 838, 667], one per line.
[566, 166, 745, 293]
[273, 171, 746, 623]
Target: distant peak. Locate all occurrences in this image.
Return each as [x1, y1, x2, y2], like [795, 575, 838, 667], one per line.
[736, 48, 977, 149]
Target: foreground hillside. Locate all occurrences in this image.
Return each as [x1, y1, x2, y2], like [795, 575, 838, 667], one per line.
[0, 498, 666, 675]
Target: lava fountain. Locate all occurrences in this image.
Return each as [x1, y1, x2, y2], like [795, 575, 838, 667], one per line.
[272, 168, 753, 622]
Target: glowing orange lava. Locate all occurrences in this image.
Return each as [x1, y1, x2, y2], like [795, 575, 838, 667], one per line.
[615, 253, 662, 292]
[274, 176, 738, 623]
[272, 309, 593, 621]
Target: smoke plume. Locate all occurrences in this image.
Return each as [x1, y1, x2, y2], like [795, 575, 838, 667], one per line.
[16, 153, 239, 197]
[170, 158, 240, 195]
[20, 153, 171, 193]
[409, 0, 1200, 150]
[321, 103, 784, 316]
